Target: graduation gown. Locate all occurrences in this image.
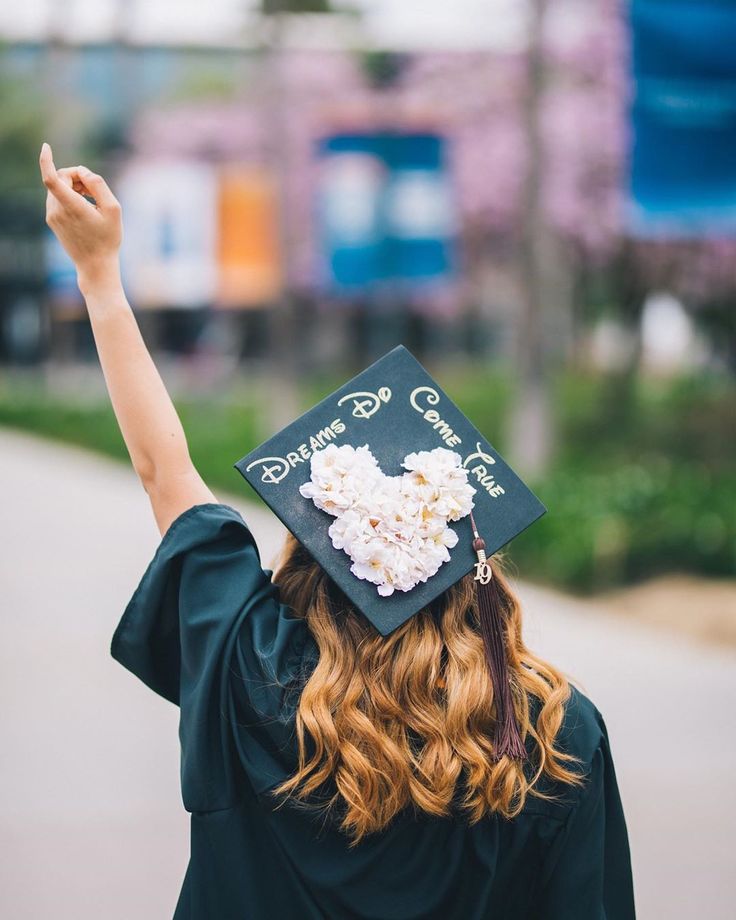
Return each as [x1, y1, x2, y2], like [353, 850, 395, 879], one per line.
[111, 502, 636, 920]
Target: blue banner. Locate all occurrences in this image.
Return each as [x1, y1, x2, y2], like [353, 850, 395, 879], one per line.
[43, 230, 82, 300]
[316, 132, 456, 293]
[629, 0, 736, 236]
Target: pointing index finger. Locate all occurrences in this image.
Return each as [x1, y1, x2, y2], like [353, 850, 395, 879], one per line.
[39, 142, 54, 183]
[39, 142, 85, 214]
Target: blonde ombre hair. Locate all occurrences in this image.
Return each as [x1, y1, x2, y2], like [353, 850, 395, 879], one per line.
[271, 532, 585, 846]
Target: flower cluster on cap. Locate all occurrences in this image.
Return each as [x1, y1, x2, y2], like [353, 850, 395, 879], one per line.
[299, 443, 477, 596]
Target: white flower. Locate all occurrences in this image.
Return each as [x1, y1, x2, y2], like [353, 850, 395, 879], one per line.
[299, 444, 477, 596]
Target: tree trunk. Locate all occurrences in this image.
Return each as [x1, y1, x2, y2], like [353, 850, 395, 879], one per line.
[507, 0, 554, 479]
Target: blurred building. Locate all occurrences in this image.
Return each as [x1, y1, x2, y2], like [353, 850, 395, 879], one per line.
[1, 1, 734, 373]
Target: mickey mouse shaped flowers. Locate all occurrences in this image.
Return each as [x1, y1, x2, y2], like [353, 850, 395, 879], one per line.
[299, 443, 477, 596]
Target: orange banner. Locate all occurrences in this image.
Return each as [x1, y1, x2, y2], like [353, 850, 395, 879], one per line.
[216, 167, 281, 308]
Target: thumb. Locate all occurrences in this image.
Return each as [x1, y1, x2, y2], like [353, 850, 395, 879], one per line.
[76, 166, 120, 212]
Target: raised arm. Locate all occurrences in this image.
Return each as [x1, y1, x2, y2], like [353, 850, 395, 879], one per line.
[39, 142, 218, 536]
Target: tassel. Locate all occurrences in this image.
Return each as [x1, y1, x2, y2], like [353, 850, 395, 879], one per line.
[469, 511, 527, 762]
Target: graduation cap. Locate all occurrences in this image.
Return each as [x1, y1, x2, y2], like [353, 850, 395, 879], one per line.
[234, 345, 545, 760]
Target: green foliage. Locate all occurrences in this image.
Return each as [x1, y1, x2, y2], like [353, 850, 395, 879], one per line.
[178, 400, 262, 496]
[359, 51, 410, 89]
[554, 370, 735, 471]
[0, 43, 48, 199]
[510, 458, 734, 591]
[510, 370, 736, 590]
[0, 385, 262, 501]
[0, 368, 733, 592]
[260, 0, 333, 13]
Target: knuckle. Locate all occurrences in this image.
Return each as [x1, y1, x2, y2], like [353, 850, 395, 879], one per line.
[42, 175, 55, 189]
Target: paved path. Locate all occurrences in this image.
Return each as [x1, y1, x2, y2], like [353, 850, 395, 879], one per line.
[1, 427, 734, 919]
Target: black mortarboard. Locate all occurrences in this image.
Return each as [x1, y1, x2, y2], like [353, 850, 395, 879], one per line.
[234, 344, 546, 759]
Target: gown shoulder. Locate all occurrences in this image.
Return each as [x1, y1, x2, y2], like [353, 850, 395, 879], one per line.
[526, 684, 637, 918]
[111, 501, 315, 811]
[558, 683, 610, 767]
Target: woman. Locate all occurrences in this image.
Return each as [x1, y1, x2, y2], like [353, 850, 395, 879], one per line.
[40, 143, 636, 919]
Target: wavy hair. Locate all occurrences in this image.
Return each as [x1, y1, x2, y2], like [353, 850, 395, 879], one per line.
[270, 532, 585, 846]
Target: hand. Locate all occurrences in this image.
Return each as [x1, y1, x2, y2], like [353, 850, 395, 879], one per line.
[39, 142, 123, 285]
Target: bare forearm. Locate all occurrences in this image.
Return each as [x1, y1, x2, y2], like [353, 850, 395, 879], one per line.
[78, 260, 190, 485]
[40, 146, 217, 534]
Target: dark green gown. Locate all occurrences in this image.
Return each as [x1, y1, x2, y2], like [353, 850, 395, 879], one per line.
[111, 502, 636, 920]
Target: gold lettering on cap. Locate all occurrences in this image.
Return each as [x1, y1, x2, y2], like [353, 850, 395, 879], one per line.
[463, 442, 496, 467]
[409, 386, 462, 447]
[463, 441, 506, 498]
[468, 465, 505, 497]
[337, 388, 392, 419]
[464, 444, 505, 497]
[245, 418, 347, 485]
[245, 456, 291, 485]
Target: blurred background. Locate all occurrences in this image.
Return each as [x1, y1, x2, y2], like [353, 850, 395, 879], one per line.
[0, 1, 734, 918]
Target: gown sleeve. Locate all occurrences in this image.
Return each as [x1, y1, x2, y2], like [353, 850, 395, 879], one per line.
[110, 502, 313, 813]
[532, 708, 637, 919]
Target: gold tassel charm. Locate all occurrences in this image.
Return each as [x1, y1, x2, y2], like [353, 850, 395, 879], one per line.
[472, 522, 493, 585]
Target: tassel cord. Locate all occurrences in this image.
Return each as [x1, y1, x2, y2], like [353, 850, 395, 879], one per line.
[476, 576, 527, 761]
[469, 510, 527, 762]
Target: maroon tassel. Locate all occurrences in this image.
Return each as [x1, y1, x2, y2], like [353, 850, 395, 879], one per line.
[469, 512, 527, 762]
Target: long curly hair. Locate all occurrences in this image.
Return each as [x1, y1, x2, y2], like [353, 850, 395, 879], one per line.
[270, 531, 585, 846]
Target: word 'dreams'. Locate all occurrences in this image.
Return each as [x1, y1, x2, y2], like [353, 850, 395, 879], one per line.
[246, 418, 346, 484]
